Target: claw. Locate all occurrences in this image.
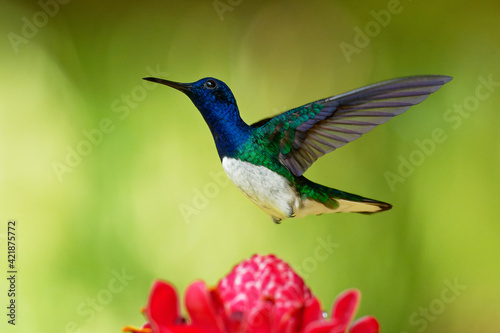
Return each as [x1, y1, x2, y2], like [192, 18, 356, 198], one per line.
[272, 216, 282, 224]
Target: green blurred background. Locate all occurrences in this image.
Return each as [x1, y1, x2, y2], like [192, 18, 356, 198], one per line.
[1, 0, 499, 332]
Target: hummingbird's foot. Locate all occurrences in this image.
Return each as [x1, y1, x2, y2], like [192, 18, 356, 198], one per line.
[271, 216, 282, 224]
[271, 207, 296, 224]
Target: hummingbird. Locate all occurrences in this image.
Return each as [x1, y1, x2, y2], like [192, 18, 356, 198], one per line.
[144, 75, 451, 223]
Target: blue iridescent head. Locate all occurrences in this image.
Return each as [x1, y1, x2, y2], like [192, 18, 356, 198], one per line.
[144, 77, 237, 114]
[144, 76, 252, 158]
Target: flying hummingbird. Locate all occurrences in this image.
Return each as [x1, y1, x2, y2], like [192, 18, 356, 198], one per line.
[144, 75, 451, 223]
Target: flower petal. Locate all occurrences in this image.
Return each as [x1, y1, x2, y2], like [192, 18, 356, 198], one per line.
[330, 289, 360, 331]
[185, 280, 225, 333]
[302, 297, 324, 327]
[146, 280, 181, 331]
[349, 316, 380, 333]
[278, 299, 322, 333]
[301, 320, 336, 333]
[166, 326, 210, 333]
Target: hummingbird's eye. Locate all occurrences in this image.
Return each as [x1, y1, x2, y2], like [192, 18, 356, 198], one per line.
[204, 79, 217, 89]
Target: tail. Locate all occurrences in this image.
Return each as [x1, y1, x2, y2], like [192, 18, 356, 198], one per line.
[296, 177, 392, 216]
[334, 195, 392, 214]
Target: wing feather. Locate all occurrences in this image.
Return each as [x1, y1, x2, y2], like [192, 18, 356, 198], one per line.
[254, 75, 452, 176]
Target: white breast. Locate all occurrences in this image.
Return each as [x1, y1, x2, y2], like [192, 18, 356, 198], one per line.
[222, 157, 300, 222]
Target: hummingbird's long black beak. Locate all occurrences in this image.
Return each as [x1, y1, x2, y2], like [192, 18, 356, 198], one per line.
[143, 77, 191, 93]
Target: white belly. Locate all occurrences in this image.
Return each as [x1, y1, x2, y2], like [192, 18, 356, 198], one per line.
[222, 157, 300, 222]
[221, 157, 382, 222]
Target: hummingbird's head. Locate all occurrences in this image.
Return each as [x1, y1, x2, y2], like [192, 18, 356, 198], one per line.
[143, 77, 237, 113]
[143, 76, 249, 157]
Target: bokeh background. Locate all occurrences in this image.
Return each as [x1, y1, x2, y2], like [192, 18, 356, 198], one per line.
[1, 0, 499, 332]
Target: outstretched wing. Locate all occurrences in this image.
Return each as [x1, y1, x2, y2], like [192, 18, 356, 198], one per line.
[254, 75, 452, 176]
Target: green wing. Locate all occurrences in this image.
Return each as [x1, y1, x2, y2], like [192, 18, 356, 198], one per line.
[254, 75, 452, 176]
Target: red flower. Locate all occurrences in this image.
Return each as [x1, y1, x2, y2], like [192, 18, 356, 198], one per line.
[123, 254, 379, 333]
